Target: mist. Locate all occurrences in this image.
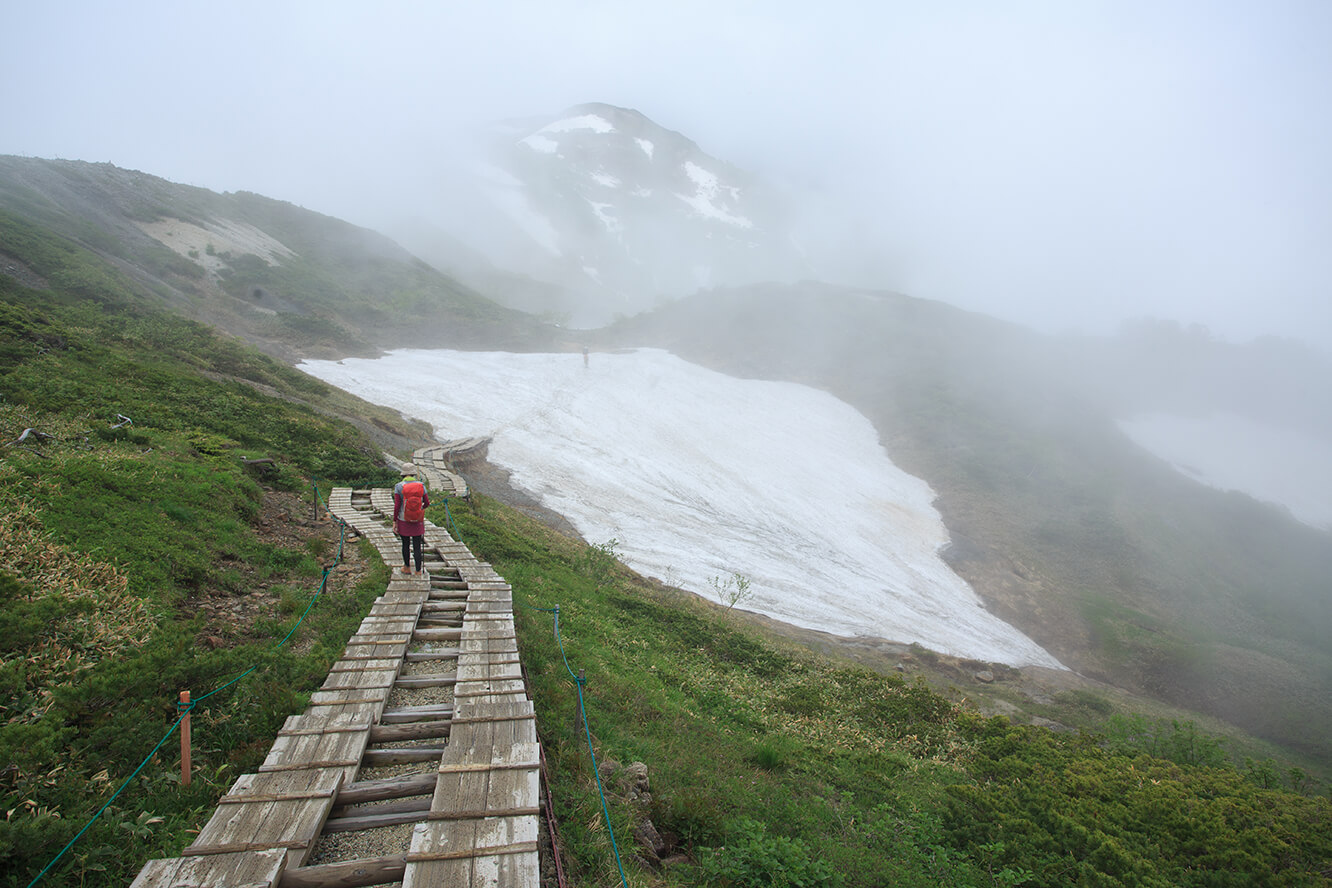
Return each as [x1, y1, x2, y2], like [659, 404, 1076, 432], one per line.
[4, 1, 1330, 348]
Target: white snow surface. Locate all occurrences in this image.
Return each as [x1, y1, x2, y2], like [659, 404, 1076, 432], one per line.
[636, 137, 655, 159]
[1120, 413, 1332, 532]
[677, 161, 753, 228]
[520, 134, 559, 154]
[538, 114, 615, 135]
[300, 349, 1063, 669]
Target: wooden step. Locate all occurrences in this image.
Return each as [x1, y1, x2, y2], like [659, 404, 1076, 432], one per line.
[368, 720, 451, 744]
[277, 855, 407, 888]
[336, 772, 436, 805]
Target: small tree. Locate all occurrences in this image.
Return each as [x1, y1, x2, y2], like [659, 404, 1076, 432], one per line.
[710, 572, 754, 613]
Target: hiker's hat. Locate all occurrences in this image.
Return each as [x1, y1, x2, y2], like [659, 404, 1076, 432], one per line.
[401, 463, 418, 475]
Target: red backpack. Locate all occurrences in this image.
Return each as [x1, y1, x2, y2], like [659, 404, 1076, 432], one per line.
[401, 481, 425, 523]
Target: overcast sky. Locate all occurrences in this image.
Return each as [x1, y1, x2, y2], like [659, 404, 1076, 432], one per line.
[5, 1, 1330, 347]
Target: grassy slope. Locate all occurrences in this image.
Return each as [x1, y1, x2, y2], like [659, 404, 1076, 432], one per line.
[0, 156, 557, 358]
[452, 494, 1332, 887]
[0, 219, 419, 885]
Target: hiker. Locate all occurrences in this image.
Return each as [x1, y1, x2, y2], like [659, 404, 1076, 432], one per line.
[582, 345, 589, 368]
[393, 464, 430, 575]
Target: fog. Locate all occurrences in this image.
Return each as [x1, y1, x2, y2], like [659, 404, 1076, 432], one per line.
[5, 1, 1331, 347]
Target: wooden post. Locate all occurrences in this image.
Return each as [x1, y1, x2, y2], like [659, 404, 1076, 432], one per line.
[179, 691, 192, 787]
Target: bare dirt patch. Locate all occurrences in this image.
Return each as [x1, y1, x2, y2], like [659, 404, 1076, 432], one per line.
[190, 487, 374, 646]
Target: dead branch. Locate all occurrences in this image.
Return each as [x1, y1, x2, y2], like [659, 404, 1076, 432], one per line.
[5, 428, 54, 448]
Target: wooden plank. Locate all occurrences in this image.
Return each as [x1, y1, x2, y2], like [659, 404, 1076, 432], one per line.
[404, 818, 539, 888]
[405, 649, 460, 662]
[360, 747, 446, 765]
[320, 669, 398, 691]
[308, 687, 390, 705]
[379, 705, 453, 724]
[185, 774, 341, 866]
[276, 854, 406, 888]
[394, 675, 457, 689]
[323, 805, 431, 833]
[329, 658, 401, 672]
[369, 720, 451, 743]
[336, 772, 437, 806]
[133, 848, 287, 888]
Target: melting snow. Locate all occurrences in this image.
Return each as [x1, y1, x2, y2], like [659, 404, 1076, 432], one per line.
[300, 348, 1064, 669]
[1120, 413, 1332, 532]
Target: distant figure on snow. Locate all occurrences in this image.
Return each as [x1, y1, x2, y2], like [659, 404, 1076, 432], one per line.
[393, 464, 430, 575]
[582, 345, 590, 368]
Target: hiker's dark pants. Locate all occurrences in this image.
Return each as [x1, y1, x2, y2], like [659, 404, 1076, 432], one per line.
[401, 534, 423, 570]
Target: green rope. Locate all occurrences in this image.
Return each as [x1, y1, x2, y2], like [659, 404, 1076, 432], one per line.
[547, 604, 630, 888]
[25, 711, 188, 888]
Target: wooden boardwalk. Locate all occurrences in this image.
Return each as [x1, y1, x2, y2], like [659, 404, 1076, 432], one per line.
[132, 455, 540, 887]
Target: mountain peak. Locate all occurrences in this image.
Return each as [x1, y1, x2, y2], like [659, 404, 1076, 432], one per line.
[445, 103, 807, 324]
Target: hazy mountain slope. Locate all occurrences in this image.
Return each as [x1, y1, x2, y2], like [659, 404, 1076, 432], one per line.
[605, 283, 1332, 762]
[0, 156, 556, 359]
[408, 103, 808, 325]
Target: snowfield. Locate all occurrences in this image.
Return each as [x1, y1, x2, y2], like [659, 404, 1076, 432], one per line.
[300, 349, 1064, 669]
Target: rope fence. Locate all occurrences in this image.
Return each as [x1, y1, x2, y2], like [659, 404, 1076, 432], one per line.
[520, 601, 631, 888]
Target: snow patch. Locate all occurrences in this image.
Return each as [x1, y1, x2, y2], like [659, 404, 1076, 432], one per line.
[538, 114, 615, 135]
[520, 134, 559, 154]
[636, 137, 655, 159]
[591, 171, 620, 188]
[299, 348, 1064, 669]
[677, 161, 753, 228]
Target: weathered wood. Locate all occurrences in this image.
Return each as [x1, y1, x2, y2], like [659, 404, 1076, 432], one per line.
[405, 648, 459, 662]
[413, 627, 463, 642]
[380, 704, 453, 723]
[333, 794, 434, 820]
[322, 806, 431, 833]
[276, 854, 406, 888]
[335, 772, 437, 806]
[133, 848, 287, 888]
[360, 747, 446, 765]
[393, 675, 457, 689]
[368, 719, 451, 743]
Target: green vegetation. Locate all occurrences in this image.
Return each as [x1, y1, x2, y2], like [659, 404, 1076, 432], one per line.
[0, 223, 407, 885]
[447, 494, 1332, 887]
